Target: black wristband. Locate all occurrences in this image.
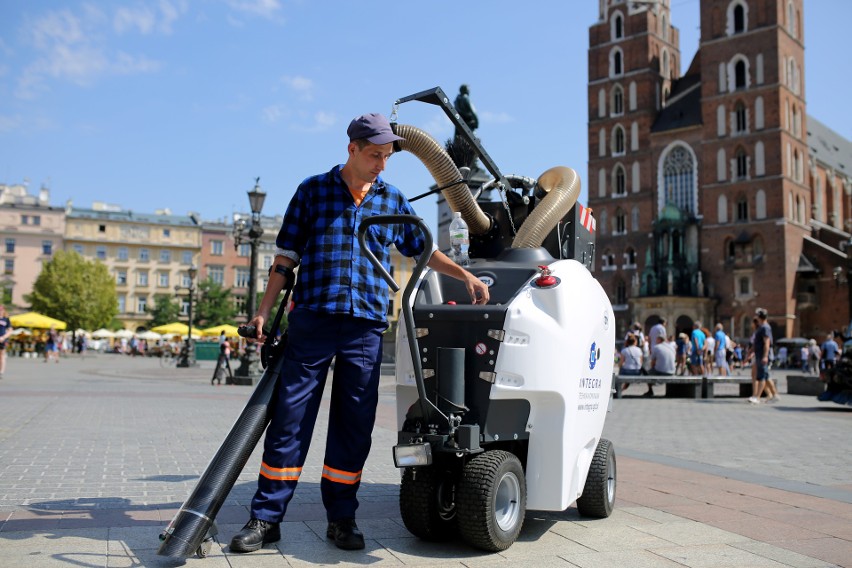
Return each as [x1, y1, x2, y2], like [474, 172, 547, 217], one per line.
[270, 264, 295, 290]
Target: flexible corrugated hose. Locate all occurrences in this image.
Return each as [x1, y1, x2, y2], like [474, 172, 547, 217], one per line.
[512, 166, 581, 249]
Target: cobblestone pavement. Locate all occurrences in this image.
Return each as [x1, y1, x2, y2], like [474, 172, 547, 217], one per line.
[0, 354, 850, 567]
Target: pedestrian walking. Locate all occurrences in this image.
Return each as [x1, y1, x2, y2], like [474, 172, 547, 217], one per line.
[713, 323, 730, 376]
[749, 308, 773, 404]
[820, 334, 839, 370]
[211, 342, 233, 385]
[44, 326, 59, 363]
[689, 321, 706, 375]
[0, 305, 11, 377]
[229, 113, 490, 554]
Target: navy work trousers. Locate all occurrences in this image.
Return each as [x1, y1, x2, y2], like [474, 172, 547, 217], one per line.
[250, 310, 386, 523]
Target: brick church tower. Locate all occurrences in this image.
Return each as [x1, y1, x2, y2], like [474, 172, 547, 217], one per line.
[588, 0, 852, 342]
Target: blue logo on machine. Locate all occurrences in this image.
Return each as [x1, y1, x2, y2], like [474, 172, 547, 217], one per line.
[589, 342, 597, 370]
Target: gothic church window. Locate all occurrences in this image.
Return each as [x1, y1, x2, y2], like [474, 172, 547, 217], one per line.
[717, 148, 727, 181]
[661, 143, 696, 214]
[631, 206, 639, 231]
[734, 60, 746, 89]
[615, 208, 626, 234]
[735, 147, 748, 179]
[612, 84, 624, 115]
[736, 196, 749, 221]
[611, 11, 624, 40]
[613, 164, 627, 196]
[610, 47, 624, 77]
[616, 280, 627, 305]
[787, 1, 797, 38]
[734, 101, 747, 133]
[612, 125, 626, 155]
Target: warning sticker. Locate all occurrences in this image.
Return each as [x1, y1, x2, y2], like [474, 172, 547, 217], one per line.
[475, 342, 487, 355]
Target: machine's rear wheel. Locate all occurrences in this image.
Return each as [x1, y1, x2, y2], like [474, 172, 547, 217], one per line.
[456, 450, 526, 551]
[576, 438, 616, 518]
[400, 466, 457, 541]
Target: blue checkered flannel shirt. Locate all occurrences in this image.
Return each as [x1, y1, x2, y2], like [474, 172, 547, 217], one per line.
[276, 165, 427, 322]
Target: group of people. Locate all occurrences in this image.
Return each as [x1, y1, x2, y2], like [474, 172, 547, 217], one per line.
[796, 334, 841, 374]
[617, 310, 780, 403]
[618, 318, 740, 395]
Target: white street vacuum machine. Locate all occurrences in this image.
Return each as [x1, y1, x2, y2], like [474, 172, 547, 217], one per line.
[158, 86, 615, 559]
[367, 87, 617, 551]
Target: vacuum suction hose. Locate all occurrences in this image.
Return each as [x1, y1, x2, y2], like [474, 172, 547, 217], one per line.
[157, 357, 283, 557]
[511, 166, 581, 248]
[393, 123, 491, 235]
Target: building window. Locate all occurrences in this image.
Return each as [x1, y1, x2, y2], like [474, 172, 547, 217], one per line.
[159, 249, 171, 263]
[613, 165, 626, 196]
[612, 125, 625, 155]
[117, 247, 128, 261]
[610, 47, 624, 77]
[238, 243, 251, 257]
[661, 144, 696, 214]
[263, 255, 273, 270]
[631, 206, 640, 231]
[180, 299, 189, 316]
[734, 102, 747, 133]
[118, 295, 126, 313]
[158, 272, 169, 287]
[624, 247, 637, 267]
[736, 197, 749, 221]
[4, 239, 14, 253]
[211, 240, 224, 256]
[733, 3, 745, 33]
[139, 248, 150, 262]
[734, 60, 747, 89]
[182, 251, 193, 265]
[96, 246, 107, 260]
[736, 148, 748, 179]
[137, 296, 147, 314]
[137, 271, 149, 286]
[2, 285, 12, 305]
[4, 259, 13, 275]
[42, 241, 53, 256]
[21, 215, 41, 226]
[163, 228, 171, 238]
[615, 209, 627, 235]
[616, 280, 627, 305]
[72, 244, 84, 254]
[98, 224, 106, 233]
[611, 85, 624, 116]
[612, 12, 624, 40]
[116, 270, 127, 285]
[235, 267, 250, 288]
[208, 266, 224, 285]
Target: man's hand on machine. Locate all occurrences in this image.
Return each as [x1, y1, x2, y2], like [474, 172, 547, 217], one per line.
[466, 272, 490, 305]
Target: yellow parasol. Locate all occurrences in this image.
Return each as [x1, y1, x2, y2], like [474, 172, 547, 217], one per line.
[200, 324, 241, 338]
[9, 312, 67, 330]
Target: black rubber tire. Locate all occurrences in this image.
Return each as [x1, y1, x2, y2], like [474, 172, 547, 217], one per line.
[399, 466, 458, 541]
[456, 450, 526, 552]
[576, 438, 616, 518]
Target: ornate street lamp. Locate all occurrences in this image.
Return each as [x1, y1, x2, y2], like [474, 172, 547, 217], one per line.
[176, 265, 198, 367]
[234, 178, 266, 383]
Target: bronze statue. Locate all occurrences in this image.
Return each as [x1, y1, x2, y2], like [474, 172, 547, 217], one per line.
[454, 84, 479, 139]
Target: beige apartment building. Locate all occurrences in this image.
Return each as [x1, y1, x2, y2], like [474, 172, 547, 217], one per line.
[65, 203, 201, 331]
[0, 184, 65, 310]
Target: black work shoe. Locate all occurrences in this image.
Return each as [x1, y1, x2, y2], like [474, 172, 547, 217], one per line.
[326, 518, 365, 550]
[229, 518, 280, 553]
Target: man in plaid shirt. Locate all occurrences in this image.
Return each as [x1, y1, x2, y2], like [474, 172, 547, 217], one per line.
[230, 113, 489, 553]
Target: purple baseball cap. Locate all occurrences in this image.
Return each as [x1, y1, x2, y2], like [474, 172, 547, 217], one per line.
[347, 113, 404, 145]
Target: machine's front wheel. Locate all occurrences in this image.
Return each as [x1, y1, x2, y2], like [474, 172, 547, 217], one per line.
[399, 466, 457, 541]
[576, 438, 616, 518]
[456, 450, 526, 551]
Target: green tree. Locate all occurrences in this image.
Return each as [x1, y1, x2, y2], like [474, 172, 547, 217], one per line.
[28, 250, 118, 330]
[148, 294, 182, 327]
[194, 277, 237, 327]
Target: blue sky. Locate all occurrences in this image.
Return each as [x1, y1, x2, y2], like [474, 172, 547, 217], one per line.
[2, 0, 850, 234]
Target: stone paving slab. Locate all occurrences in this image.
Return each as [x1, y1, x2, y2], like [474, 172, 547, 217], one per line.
[0, 354, 850, 567]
